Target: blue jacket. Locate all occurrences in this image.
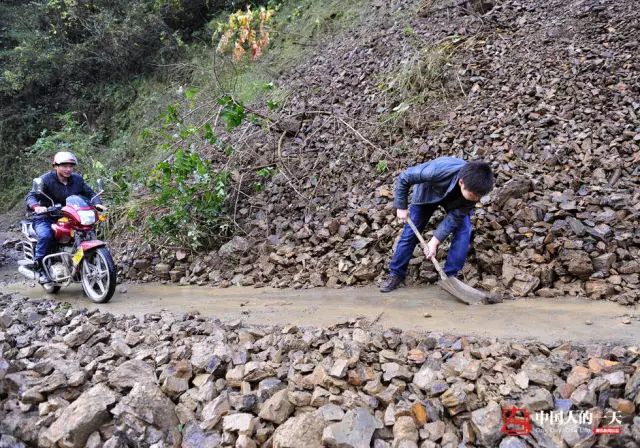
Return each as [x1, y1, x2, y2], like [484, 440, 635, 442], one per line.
[25, 171, 101, 211]
[394, 157, 474, 242]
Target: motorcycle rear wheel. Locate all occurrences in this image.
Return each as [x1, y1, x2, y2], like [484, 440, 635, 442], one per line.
[80, 247, 116, 303]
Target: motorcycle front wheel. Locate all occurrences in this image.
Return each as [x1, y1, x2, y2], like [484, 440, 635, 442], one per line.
[80, 247, 116, 303]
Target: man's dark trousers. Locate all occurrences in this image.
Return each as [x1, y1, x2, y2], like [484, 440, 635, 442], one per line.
[34, 218, 55, 263]
[389, 204, 472, 279]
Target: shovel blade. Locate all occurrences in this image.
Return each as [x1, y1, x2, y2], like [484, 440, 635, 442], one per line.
[438, 277, 486, 305]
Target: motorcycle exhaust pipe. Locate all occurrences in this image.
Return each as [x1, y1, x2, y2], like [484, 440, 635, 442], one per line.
[18, 265, 37, 281]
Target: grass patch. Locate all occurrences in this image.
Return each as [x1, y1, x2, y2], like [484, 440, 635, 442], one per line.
[392, 43, 454, 95]
[377, 36, 465, 133]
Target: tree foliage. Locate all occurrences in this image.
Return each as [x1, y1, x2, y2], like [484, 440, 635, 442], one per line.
[216, 6, 274, 61]
[0, 0, 266, 206]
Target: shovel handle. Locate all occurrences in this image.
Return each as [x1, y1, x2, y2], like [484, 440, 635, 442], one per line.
[407, 218, 448, 281]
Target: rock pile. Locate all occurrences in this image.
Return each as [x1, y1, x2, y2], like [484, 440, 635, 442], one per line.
[1, 292, 639, 447]
[111, 0, 640, 303]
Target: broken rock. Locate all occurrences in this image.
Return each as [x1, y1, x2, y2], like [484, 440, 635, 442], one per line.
[272, 412, 327, 448]
[39, 383, 118, 448]
[322, 407, 379, 448]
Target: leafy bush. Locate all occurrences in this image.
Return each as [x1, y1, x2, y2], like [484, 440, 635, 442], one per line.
[145, 149, 230, 250]
[376, 160, 389, 173]
[0, 112, 105, 208]
[218, 95, 247, 130]
[30, 113, 104, 172]
[0, 0, 260, 208]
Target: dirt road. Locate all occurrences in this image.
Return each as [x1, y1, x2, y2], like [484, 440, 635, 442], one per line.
[2, 228, 637, 346]
[3, 277, 638, 345]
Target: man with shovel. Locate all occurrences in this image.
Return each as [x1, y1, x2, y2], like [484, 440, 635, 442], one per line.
[380, 157, 494, 293]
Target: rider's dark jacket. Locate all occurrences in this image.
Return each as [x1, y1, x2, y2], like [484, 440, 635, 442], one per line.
[25, 171, 101, 211]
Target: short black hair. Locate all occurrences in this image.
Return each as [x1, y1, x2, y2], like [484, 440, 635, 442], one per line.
[459, 161, 494, 196]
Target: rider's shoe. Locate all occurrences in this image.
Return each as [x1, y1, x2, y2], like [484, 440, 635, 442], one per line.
[37, 261, 50, 284]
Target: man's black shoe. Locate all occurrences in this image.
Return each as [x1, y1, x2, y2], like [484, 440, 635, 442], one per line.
[380, 275, 403, 293]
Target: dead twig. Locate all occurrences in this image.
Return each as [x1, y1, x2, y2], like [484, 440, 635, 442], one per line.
[302, 116, 333, 148]
[213, 105, 223, 129]
[335, 116, 380, 157]
[277, 132, 309, 201]
[233, 173, 244, 227]
[455, 70, 468, 98]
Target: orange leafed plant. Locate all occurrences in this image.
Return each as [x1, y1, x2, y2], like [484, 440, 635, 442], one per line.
[217, 6, 274, 62]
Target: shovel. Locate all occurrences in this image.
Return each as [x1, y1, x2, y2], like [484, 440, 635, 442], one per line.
[407, 217, 486, 305]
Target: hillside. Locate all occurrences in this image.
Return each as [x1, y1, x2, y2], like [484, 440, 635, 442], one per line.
[109, 0, 640, 304]
[1, 0, 638, 303]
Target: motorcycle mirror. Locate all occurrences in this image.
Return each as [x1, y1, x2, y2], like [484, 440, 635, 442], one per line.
[33, 177, 55, 206]
[96, 179, 104, 191]
[32, 178, 43, 194]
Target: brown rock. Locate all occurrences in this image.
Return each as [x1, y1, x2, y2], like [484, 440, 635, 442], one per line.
[411, 403, 428, 426]
[585, 280, 615, 299]
[609, 398, 635, 415]
[39, 383, 117, 448]
[565, 251, 594, 280]
[557, 383, 575, 399]
[566, 366, 591, 387]
[492, 178, 533, 210]
[588, 358, 619, 374]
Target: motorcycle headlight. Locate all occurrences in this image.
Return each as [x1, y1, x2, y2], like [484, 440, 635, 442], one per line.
[77, 210, 96, 225]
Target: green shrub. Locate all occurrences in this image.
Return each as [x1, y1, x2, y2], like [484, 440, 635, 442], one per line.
[145, 149, 230, 250]
[376, 160, 389, 173]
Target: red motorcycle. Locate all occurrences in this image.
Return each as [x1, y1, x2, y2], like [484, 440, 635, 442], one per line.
[17, 178, 116, 303]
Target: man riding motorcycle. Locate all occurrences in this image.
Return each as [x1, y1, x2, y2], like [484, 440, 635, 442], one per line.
[25, 151, 106, 283]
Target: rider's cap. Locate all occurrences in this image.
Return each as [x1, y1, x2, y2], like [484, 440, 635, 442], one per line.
[53, 151, 78, 165]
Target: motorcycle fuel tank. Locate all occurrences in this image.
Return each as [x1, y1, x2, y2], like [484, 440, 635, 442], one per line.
[51, 221, 73, 244]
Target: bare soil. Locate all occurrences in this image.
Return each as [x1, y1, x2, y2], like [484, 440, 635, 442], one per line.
[2, 224, 638, 346]
[3, 279, 638, 346]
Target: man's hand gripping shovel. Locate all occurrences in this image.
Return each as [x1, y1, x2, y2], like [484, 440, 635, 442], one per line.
[407, 217, 487, 305]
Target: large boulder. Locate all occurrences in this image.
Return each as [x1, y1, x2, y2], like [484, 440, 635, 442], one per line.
[470, 400, 504, 447]
[258, 389, 295, 424]
[322, 408, 379, 448]
[218, 236, 250, 259]
[39, 383, 118, 448]
[111, 382, 181, 447]
[63, 323, 98, 348]
[108, 359, 156, 391]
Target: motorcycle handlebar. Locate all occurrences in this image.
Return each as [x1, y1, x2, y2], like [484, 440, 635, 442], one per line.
[31, 205, 62, 218]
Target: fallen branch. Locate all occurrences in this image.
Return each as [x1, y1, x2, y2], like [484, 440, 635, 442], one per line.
[277, 132, 309, 201]
[335, 116, 381, 156]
